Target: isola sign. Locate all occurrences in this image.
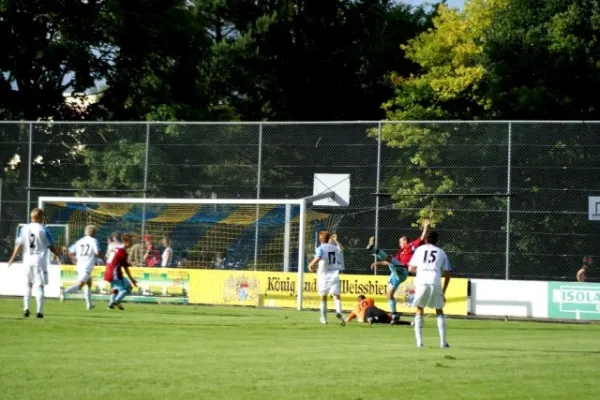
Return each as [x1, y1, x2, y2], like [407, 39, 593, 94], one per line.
[548, 282, 600, 320]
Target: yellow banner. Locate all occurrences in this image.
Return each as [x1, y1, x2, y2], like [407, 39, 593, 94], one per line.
[61, 265, 190, 304]
[188, 270, 468, 316]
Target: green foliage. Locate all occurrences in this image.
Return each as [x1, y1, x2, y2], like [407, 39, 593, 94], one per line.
[483, 0, 600, 119]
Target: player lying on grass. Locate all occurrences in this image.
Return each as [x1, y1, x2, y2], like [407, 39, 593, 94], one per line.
[104, 234, 137, 310]
[60, 225, 103, 310]
[367, 219, 430, 324]
[308, 231, 345, 326]
[345, 295, 411, 325]
[408, 230, 451, 348]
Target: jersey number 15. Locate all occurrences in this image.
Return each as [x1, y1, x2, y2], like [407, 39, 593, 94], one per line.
[423, 250, 437, 263]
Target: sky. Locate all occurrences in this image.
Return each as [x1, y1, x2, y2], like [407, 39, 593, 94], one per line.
[403, 0, 465, 9]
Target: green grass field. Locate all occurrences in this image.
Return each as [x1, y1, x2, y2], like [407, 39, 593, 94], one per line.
[0, 298, 599, 400]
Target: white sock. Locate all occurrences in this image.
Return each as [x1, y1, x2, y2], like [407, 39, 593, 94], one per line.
[63, 284, 80, 295]
[334, 298, 342, 314]
[320, 300, 327, 317]
[36, 287, 45, 314]
[414, 315, 424, 346]
[24, 286, 32, 311]
[437, 315, 447, 347]
[84, 286, 92, 308]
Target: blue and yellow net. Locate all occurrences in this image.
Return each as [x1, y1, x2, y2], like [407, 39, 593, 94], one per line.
[43, 201, 341, 271]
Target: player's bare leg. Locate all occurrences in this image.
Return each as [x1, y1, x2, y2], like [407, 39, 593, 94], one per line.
[436, 308, 449, 348]
[414, 307, 424, 347]
[61, 280, 84, 303]
[24, 282, 32, 317]
[333, 294, 345, 326]
[319, 295, 328, 324]
[85, 280, 94, 310]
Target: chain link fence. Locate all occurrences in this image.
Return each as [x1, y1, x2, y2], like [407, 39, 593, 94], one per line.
[0, 121, 598, 281]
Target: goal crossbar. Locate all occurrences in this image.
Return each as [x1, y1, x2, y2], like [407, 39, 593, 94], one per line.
[38, 192, 335, 208]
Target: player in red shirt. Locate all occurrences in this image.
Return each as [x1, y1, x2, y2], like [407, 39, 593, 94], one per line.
[104, 234, 137, 310]
[367, 219, 430, 324]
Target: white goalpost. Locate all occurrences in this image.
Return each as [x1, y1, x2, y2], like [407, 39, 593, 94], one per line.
[38, 174, 350, 310]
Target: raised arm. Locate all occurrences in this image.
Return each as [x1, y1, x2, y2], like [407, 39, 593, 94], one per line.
[419, 219, 431, 241]
[331, 234, 344, 251]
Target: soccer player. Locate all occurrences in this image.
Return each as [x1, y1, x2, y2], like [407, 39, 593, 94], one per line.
[308, 231, 345, 326]
[367, 219, 430, 324]
[7, 208, 61, 318]
[408, 230, 452, 348]
[60, 225, 103, 310]
[104, 234, 137, 310]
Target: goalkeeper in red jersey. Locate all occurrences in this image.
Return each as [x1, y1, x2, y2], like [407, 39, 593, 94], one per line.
[104, 234, 137, 310]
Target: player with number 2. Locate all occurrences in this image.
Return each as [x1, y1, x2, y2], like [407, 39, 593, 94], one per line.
[8, 208, 61, 318]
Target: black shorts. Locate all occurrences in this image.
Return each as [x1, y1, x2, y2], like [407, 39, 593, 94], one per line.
[365, 307, 390, 323]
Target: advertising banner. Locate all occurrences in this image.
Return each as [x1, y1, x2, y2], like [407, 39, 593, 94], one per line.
[188, 270, 468, 315]
[548, 281, 600, 320]
[0, 262, 61, 298]
[61, 265, 189, 304]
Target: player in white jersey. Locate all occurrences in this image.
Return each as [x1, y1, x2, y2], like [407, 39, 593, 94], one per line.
[308, 231, 345, 326]
[408, 230, 452, 348]
[60, 225, 103, 310]
[8, 208, 61, 318]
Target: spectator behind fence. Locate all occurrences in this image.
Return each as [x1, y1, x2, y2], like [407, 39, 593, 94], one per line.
[161, 237, 173, 267]
[143, 235, 161, 267]
[577, 256, 593, 282]
[128, 237, 144, 266]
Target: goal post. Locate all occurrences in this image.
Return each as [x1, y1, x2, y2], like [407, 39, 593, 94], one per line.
[38, 190, 345, 310]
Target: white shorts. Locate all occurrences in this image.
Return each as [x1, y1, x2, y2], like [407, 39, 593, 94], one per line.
[413, 284, 444, 310]
[77, 268, 93, 283]
[317, 271, 340, 296]
[25, 264, 48, 287]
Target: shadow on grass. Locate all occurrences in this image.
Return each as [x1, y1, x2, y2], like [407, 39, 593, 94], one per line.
[461, 346, 600, 355]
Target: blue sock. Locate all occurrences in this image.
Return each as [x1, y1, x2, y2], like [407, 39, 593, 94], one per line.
[388, 298, 397, 316]
[115, 289, 130, 303]
[109, 292, 116, 303]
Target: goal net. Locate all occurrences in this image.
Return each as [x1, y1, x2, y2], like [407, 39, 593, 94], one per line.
[39, 194, 343, 309]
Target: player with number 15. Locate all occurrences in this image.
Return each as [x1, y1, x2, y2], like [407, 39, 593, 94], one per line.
[408, 230, 452, 348]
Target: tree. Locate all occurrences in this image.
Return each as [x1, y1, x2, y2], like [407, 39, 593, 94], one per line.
[481, 0, 600, 278]
[483, 0, 600, 119]
[376, 0, 510, 278]
[383, 0, 507, 120]
[0, 0, 111, 120]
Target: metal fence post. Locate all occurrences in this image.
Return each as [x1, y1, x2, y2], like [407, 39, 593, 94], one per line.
[505, 122, 512, 280]
[254, 123, 263, 271]
[374, 122, 383, 276]
[141, 123, 150, 241]
[26, 122, 33, 218]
